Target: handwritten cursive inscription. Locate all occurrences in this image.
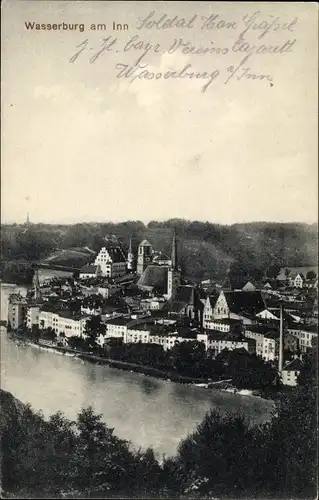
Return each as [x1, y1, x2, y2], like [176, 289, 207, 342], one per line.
[240, 11, 298, 39]
[68, 8, 300, 93]
[115, 62, 220, 93]
[136, 11, 197, 30]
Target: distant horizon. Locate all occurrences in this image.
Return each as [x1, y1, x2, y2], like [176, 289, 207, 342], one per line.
[1, 217, 318, 227]
[2, 2, 317, 226]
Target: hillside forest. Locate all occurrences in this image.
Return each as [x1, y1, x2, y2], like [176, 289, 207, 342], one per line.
[1, 219, 318, 285]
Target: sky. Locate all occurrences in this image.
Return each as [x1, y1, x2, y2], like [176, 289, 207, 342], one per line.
[1, 1, 318, 225]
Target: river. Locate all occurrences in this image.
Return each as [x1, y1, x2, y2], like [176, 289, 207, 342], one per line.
[0, 283, 274, 459]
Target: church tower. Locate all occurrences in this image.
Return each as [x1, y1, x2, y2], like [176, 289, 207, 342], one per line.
[167, 230, 181, 300]
[127, 237, 134, 272]
[33, 268, 41, 300]
[136, 240, 153, 276]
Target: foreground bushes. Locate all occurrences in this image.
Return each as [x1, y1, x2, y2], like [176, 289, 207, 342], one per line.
[0, 359, 317, 499]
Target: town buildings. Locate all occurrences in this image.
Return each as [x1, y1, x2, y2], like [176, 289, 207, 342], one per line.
[136, 240, 153, 276]
[7, 294, 28, 330]
[197, 330, 256, 356]
[6, 230, 318, 391]
[94, 246, 127, 278]
[281, 357, 304, 386]
[79, 265, 102, 279]
[37, 304, 88, 338]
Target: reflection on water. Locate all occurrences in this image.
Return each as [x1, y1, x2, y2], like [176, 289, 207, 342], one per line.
[0, 284, 274, 458]
[140, 376, 161, 396]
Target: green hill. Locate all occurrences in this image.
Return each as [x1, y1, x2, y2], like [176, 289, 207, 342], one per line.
[1, 220, 317, 282]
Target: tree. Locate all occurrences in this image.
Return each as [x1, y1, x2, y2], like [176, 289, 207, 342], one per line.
[215, 349, 278, 389]
[84, 315, 106, 350]
[267, 264, 281, 279]
[70, 407, 137, 496]
[306, 270, 317, 280]
[228, 261, 248, 289]
[174, 409, 257, 496]
[169, 341, 206, 377]
[67, 336, 86, 351]
[40, 327, 57, 342]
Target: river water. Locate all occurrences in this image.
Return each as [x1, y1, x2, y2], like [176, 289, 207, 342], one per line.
[0, 283, 274, 459]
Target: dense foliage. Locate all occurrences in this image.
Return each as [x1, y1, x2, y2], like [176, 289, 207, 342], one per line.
[58, 331, 281, 388]
[0, 353, 316, 499]
[1, 220, 317, 282]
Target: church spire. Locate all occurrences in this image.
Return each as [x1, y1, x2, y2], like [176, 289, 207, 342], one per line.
[171, 229, 178, 270]
[127, 236, 134, 271]
[34, 268, 41, 300]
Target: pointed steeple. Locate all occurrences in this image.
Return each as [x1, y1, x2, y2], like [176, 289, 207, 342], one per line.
[34, 268, 41, 300]
[127, 236, 134, 271]
[171, 229, 178, 270]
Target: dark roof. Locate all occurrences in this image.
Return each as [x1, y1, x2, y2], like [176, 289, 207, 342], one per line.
[150, 307, 171, 318]
[288, 324, 318, 333]
[40, 302, 62, 313]
[207, 294, 218, 309]
[153, 252, 171, 262]
[170, 301, 188, 314]
[170, 286, 204, 313]
[137, 265, 168, 293]
[80, 265, 98, 274]
[197, 288, 207, 300]
[39, 303, 86, 320]
[206, 331, 231, 341]
[175, 285, 195, 304]
[283, 358, 304, 371]
[264, 331, 279, 340]
[245, 325, 278, 335]
[211, 318, 242, 325]
[224, 291, 266, 316]
[106, 247, 127, 263]
[8, 294, 27, 305]
[105, 316, 132, 326]
[149, 324, 176, 336]
[176, 326, 197, 339]
[114, 273, 137, 284]
[103, 304, 127, 314]
[59, 310, 86, 320]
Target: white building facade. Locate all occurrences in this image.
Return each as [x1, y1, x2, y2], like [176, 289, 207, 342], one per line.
[94, 247, 127, 278]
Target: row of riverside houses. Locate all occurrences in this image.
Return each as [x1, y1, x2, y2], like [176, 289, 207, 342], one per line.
[7, 231, 318, 387]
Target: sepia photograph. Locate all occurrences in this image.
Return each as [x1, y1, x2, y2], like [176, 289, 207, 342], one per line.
[1, 1, 318, 498]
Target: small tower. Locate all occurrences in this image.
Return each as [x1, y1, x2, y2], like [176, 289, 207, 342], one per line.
[33, 268, 41, 300]
[26, 212, 30, 226]
[127, 237, 134, 272]
[279, 303, 284, 373]
[136, 240, 153, 276]
[167, 230, 181, 300]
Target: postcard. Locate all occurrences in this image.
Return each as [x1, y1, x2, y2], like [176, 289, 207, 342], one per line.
[1, 1, 318, 499]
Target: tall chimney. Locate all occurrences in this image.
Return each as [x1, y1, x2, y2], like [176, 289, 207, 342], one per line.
[279, 303, 284, 372]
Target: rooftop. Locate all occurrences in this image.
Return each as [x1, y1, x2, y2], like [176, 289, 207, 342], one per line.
[206, 331, 244, 341]
[283, 358, 304, 372]
[224, 291, 266, 316]
[105, 316, 132, 326]
[137, 265, 168, 293]
[246, 325, 279, 335]
[80, 265, 98, 274]
[139, 239, 152, 247]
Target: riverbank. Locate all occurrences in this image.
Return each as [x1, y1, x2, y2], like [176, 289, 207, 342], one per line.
[5, 331, 277, 398]
[6, 331, 216, 385]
